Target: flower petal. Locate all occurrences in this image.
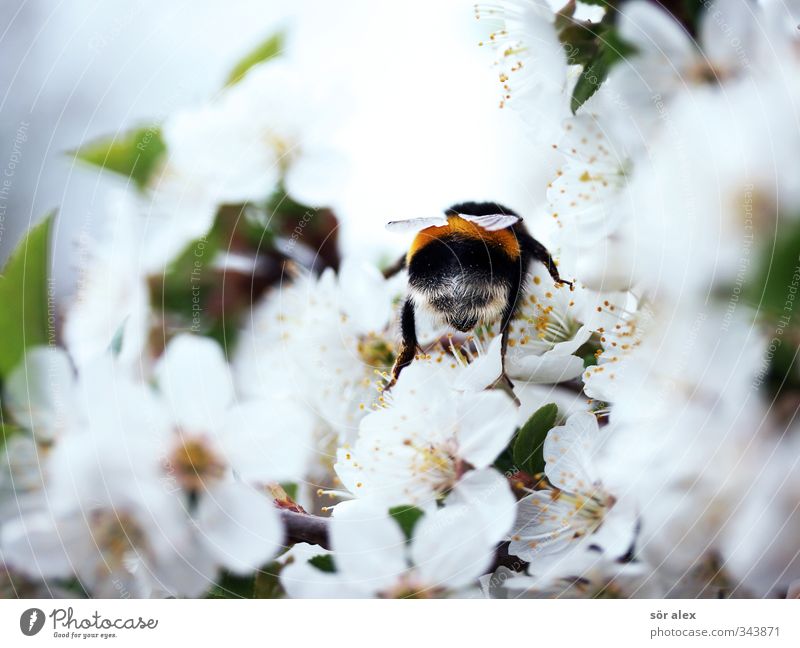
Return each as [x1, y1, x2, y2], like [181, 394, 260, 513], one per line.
[279, 543, 365, 598]
[507, 352, 586, 384]
[543, 411, 602, 492]
[1, 512, 74, 578]
[700, 0, 754, 72]
[329, 502, 408, 594]
[336, 258, 393, 334]
[455, 335, 503, 392]
[448, 468, 516, 545]
[618, 1, 694, 65]
[4, 347, 76, 440]
[508, 492, 577, 561]
[411, 504, 494, 590]
[156, 334, 234, 432]
[285, 146, 349, 209]
[220, 399, 314, 484]
[196, 480, 283, 575]
[456, 391, 519, 468]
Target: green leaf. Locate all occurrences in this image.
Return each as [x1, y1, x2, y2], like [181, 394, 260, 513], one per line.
[493, 446, 517, 475]
[744, 217, 800, 396]
[683, 0, 705, 31]
[226, 32, 285, 86]
[206, 572, 255, 598]
[561, 24, 601, 66]
[0, 422, 25, 451]
[154, 231, 221, 334]
[751, 219, 800, 316]
[108, 319, 127, 356]
[513, 403, 559, 475]
[569, 25, 636, 114]
[308, 554, 336, 573]
[253, 563, 284, 598]
[0, 213, 54, 380]
[280, 482, 299, 501]
[575, 338, 601, 368]
[388, 505, 425, 541]
[73, 126, 166, 190]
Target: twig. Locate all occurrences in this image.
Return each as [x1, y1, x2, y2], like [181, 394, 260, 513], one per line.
[281, 509, 331, 548]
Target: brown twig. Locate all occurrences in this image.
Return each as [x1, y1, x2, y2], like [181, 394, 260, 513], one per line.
[281, 509, 331, 548]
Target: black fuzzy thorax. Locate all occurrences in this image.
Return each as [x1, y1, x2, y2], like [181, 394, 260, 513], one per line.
[407, 234, 525, 332]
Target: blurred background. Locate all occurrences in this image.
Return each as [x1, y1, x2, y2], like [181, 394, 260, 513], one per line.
[0, 0, 286, 285]
[0, 0, 555, 296]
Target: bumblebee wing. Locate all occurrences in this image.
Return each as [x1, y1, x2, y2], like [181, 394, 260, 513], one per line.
[385, 216, 449, 232]
[458, 212, 521, 231]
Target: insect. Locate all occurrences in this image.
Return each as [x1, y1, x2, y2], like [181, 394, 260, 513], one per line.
[384, 201, 572, 386]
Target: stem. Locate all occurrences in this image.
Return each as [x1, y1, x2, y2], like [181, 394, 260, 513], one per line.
[281, 509, 330, 548]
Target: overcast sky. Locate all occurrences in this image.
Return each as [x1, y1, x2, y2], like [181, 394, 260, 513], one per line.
[0, 0, 284, 286]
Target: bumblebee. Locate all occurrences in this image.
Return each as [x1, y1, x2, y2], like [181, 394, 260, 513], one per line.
[384, 201, 572, 385]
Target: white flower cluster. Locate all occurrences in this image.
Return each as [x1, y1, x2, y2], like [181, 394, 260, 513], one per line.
[2, 0, 800, 599]
[474, 0, 800, 599]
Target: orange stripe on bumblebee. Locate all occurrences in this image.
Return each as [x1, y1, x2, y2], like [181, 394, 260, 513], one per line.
[406, 215, 521, 264]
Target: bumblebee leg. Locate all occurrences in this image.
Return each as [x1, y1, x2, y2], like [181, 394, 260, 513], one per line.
[498, 327, 515, 391]
[526, 237, 573, 288]
[382, 254, 406, 279]
[497, 270, 525, 391]
[388, 298, 418, 388]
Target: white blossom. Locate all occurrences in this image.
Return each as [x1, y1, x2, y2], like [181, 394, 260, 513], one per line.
[607, 0, 800, 142]
[508, 412, 637, 567]
[282, 501, 499, 598]
[144, 56, 348, 268]
[547, 114, 636, 291]
[623, 73, 800, 303]
[235, 259, 402, 444]
[598, 307, 769, 586]
[483, 267, 628, 384]
[334, 361, 518, 513]
[482, 551, 661, 598]
[476, 0, 571, 142]
[2, 335, 314, 596]
[151, 334, 314, 575]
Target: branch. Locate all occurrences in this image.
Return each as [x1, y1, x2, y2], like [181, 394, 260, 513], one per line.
[281, 509, 331, 548]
